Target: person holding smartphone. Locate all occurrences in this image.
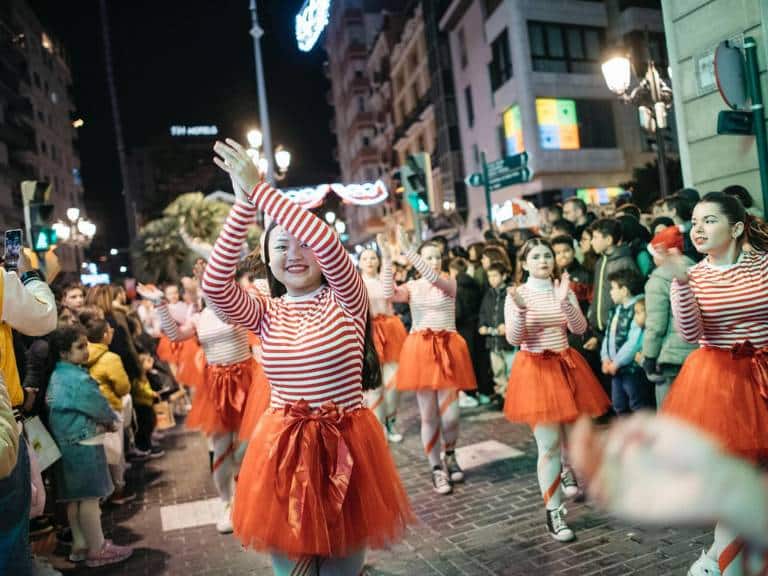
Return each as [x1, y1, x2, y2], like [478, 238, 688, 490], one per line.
[0, 245, 57, 575]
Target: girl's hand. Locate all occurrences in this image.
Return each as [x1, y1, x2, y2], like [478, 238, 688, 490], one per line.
[396, 225, 412, 254]
[213, 139, 262, 196]
[376, 233, 391, 260]
[137, 283, 164, 305]
[507, 286, 527, 309]
[655, 247, 689, 283]
[554, 271, 571, 303]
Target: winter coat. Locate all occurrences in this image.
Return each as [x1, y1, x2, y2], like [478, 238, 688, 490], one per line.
[0, 375, 18, 479]
[642, 256, 698, 367]
[478, 283, 514, 351]
[601, 294, 644, 375]
[86, 342, 131, 411]
[132, 374, 156, 408]
[46, 361, 117, 447]
[588, 244, 639, 335]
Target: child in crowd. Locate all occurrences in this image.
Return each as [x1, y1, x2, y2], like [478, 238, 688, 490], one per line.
[84, 318, 134, 504]
[132, 350, 163, 457]
[46, 325, 133, 568]
[550, 236, 591, 312]
[478, 263, 514, 401]
[600, 269, 653, 414]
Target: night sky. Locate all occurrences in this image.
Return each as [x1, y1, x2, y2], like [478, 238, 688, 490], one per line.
[28, 0, 336, 251]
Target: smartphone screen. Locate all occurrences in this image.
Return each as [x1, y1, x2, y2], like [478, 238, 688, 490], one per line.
[4, 229, 23, 271]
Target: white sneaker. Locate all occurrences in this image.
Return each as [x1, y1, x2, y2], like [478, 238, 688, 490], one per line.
[458, 392, 479, 408]
[385, 419, 403, 443]
[431, 468, 452, 495]
[687, 551, 721, 576]
[546, 505, 575, 542]
[560, 468, 579, 499]
[443, 452, 464, 483]
[216, 502, 233, 534]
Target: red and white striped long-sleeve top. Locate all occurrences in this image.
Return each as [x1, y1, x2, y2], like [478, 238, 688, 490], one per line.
[201, 183, 368, 410]
[504, 277, 587, 352]
[362, 269, 393, 316]
[384, 249, 456, 332]
[157, 304, 251, 366]
[671, 250, 768, 348]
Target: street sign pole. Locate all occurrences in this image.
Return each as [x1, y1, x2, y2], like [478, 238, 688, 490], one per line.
[481, 151, 493, 230]
[744, 37, 768, 219]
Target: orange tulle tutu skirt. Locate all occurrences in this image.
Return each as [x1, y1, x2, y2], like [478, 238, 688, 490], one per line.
[504, 348, 611, 426]
[156, 335, 181, 364]
[372, 315, 408, 364]
[662, 344, 768, 460]
[238, 361, 271, 442]
[185, 358, 252, 435]
[233, 401, 414, 557]
[395, 330, 477, 391]
[176, 341, 205, 389]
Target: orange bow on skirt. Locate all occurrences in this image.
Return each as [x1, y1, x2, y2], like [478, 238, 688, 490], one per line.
[185, 358, 252, 435]
[395, 329, 477, 391]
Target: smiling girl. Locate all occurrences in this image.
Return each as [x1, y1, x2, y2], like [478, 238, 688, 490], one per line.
[503, 238, 610, 542]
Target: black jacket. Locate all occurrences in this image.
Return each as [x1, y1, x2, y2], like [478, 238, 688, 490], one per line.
[478, 282, 514, 351]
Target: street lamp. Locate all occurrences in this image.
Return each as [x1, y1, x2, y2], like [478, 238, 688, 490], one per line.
[246, 128, 291, 180]
[602, 50, 674, 198]
[52, 208, 96, 269]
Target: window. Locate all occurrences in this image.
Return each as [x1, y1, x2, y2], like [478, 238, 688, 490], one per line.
[362, 136, 370, 148]
[534, 98, 616, 149]
[489, 29, 512, 91]
[33, 72, 41, 88]
[357, 96, 365, 113]
[528, 21, 605, 74]
[464, 86, 474, 128]
[37, 110, 44, 122]
[40, 140, 47, 155]
[483, 0, 503, 18]
[458, 27, 468, 69]
[51, 143, 57, 162]
[575, 100, 617, 148]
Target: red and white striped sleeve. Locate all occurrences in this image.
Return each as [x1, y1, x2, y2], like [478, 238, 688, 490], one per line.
[670, 279, 703, 344]
[156, 303, 196, 342]
[248, 182, 367, 318]
[504, 293, 527, 346]
[381, 258, 409, 303]
[562, 291, 587, 335]
[404, 248, 456, 298]
[202, 201, 266, 333]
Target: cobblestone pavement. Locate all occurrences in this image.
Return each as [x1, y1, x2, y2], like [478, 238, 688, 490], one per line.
[64, 396, 710, 575]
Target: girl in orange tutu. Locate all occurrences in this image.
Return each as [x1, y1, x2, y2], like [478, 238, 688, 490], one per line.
[202, 140, 412, 575]
[358, 240, 407, 443]
[655, 191, 768, 576]
[503, 238, 610, 542]
[139, 269, 254, 536]
[386, 226, 477, 496]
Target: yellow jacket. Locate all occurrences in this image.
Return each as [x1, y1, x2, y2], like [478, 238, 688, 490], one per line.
[131, 374, 156, 408]
[0, 374, 18, 479]
[86, 342, 130, 411]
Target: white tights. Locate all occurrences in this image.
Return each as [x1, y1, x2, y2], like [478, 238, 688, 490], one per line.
[210, 432, 237, 503]
[66, 499, 104, 554]
[270, 550, 366, 576]
[532, 424, 573, 510]
[364, 363, 400, 429]
[416, 390, 459, 468]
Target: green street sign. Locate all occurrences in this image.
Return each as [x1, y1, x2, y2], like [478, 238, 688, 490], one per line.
[465, 172, 484, 187]
[503, 151, 528, 171]
[487, 167, 531, 192]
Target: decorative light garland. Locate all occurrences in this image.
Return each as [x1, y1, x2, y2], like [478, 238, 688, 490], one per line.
[295, 0, 331, 52]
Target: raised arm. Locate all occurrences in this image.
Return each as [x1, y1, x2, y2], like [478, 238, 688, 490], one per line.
[504, 289, 527, 346]
[1, 268, 56, 337]
[403, 249, 456, 298]
[670, 280, 703, 344]
[247, 181, 367, 318]
[201, 200, 266, 333]
[381, 254, 410, 303]
[156, 303, 197, 342]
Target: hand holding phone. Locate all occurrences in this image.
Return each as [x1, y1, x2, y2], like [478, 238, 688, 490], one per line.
[4, 229, 22, 272]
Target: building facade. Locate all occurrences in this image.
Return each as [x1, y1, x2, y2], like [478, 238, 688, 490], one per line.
[0, 0, 84, 270]
[440, 0, 667, 236]
[661, 0, 768, 214]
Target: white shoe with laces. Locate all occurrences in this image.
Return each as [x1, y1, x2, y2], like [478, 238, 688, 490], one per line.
[458, 392, 479, 408]
[560, 468, 579, 499]
[431, 468, 452, 495]
[216, 502, 233, 534]
[687, 551, 721, 576]
[546, 505, 575, 542]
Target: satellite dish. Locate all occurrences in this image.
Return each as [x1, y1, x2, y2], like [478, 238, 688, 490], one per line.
[715, 41, 748, 110]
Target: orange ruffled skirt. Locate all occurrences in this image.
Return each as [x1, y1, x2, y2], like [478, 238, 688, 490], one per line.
[372, 314, 408, 364]
[395, 330, 477, 391]
[186, 358, 252, 435]
[662, 344, 768, 460]
[176, 340, 205, 389]
[504, 348, 611, 427]
[233, 401, 414, 557]
[238, 361, 271, 442]
[156, 334, 180, 364]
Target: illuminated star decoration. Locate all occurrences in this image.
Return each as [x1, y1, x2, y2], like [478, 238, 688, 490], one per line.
[296, 0, 331, 52]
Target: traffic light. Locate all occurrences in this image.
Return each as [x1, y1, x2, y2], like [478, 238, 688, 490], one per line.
[400, 153, 434, 214]
[21, 181, 55, 251]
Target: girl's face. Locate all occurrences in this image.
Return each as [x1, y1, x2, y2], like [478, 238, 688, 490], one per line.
[634, 301, 646, 328]
[420, 245, 443, 274]
[164, 285, 180, 304]
[358, 250, 380, 276]
[480, 254, 491, 270]
[580, 230, 592, 254]
[62, 288, 84, 311]
[267, 225, 323, 296]
[523, 245, 555, 279]
[690, 202, 743, 255]
[63, 335, 89, 366]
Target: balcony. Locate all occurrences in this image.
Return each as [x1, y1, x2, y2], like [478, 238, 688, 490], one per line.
[349, 74, 369, 93]
[350, 146, 379, 176]
[349, 110, 375, 133]
[393, 90, 432, 144]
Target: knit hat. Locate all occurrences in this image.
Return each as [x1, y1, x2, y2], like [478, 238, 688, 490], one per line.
[647, 225, 684, 257]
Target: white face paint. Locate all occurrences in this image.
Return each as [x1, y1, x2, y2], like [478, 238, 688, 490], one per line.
[358, 249, 380, 276]
[267, 225, 323, 296]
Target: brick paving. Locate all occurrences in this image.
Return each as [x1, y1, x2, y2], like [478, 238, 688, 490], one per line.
[60, 397, 710, 575]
